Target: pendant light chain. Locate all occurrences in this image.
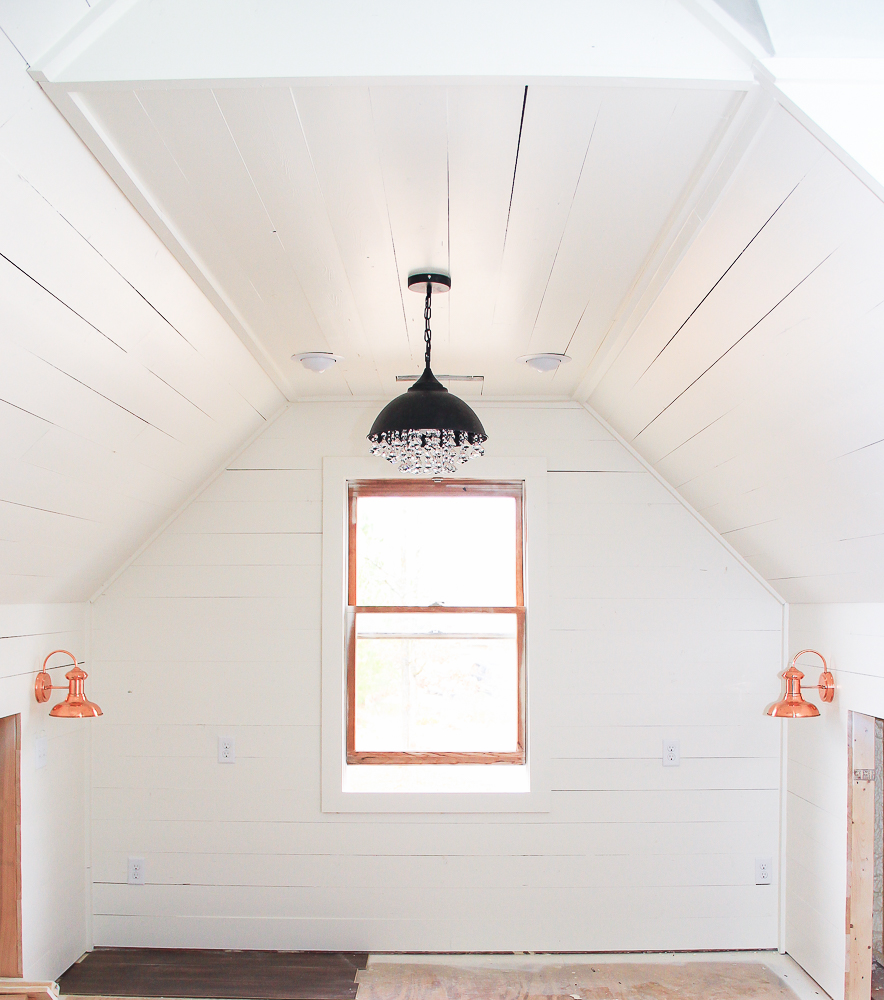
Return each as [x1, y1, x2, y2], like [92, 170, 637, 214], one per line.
[424, 281, 433, 370]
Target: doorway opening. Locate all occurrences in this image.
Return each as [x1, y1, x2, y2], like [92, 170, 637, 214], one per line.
[0, 712, 22, 976]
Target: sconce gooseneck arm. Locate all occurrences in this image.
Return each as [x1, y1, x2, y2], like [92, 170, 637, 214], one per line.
[38, 649, 80, 684]
[35, 649, 82, 703]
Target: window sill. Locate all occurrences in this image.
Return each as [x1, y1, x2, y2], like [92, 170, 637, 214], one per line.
[323, 760, 548, 814]
[345, 762, 530, 794]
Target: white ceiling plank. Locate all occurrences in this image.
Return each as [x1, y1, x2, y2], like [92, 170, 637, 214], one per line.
[0, 398, 52, 460]
[76, 87, 298, 397]
[0, 338, 155, 452]
[0, 157, 155, 354]
[489, 85, 605, 392]
[21, 426, 187, 509]
[213, 87, 382, 396]
[0, 457, 165, 526]
[0, 142, 270, 431]
[131, 88, 326, 387]
[445, 84, 525, 386]
[369, 86, 451, 371]
[588, 100, 884, 601]
[529, 88, 740, 396]
[0, 263, 224, 445]
[0, 92, 283, 417]
[570, 87, 773, 405]
[589, 107, 822, 425]
[629, 155, 879, 457]
[0, 51, 288, 603]
[292, 85, 408, 391]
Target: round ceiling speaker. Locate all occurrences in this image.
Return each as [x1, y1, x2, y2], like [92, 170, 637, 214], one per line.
[294, 352, 342, 373]
[517, 353, 572, 373]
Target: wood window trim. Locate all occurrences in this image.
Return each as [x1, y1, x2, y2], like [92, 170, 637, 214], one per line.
[346, 479, 526, 766]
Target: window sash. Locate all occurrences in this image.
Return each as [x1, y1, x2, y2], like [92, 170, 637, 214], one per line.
[348, 479, 524, 609]
[347, 480, 526, 765]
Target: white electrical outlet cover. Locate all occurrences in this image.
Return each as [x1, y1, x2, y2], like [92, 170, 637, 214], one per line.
[218, 736, 235, 763]
[755, 857, 773, 884]
[662, 739, 680, 766]
[35, 734, 47, 770]
[127, 856, 145, 885]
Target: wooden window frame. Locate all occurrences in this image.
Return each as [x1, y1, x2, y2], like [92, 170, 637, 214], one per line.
[346, 479, 526, 765]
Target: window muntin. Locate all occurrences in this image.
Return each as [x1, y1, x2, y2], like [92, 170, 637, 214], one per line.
[347, 480, 525, 765]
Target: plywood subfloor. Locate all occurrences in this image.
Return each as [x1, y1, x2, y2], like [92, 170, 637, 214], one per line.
[355, 961, 801, 1000]
[57, 949, 368, 999]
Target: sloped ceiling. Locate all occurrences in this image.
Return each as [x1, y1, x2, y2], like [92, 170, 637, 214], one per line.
[0, 3, 284, 601]
[1, 0, 884, 604]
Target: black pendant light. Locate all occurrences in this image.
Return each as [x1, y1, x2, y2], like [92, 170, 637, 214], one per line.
[368, 273, 487, 475]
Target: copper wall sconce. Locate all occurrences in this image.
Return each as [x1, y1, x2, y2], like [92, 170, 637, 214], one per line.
[34, 650, 102, 718]
[767, 648, 834, 718]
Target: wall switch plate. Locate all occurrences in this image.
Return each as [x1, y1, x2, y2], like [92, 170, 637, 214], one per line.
[755, 857, 773, 884]
[35, 734, 47, 770]
[218, 736, 235, 763]
[663, 739, 680, 766]
[127, 856, 145, 885]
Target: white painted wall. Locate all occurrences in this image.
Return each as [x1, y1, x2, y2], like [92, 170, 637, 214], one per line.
[90, 401, 784, 951]
[0, 603, 89, 979]
[787, 604, 884, 1000]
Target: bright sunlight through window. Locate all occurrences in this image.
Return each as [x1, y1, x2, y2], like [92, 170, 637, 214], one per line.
[347, 481, 525, 764]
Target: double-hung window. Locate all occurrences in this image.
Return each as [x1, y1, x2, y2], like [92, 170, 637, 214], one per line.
[347, 479, 526, 765]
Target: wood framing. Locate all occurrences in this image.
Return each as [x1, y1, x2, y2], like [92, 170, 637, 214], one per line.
[0, 715, 22, 977]
[346, 479, 526, 765]
[846, 711, 875, 1000]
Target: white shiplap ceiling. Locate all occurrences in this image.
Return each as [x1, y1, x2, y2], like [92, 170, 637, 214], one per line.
[590, 103, 884, 602]
[74, 83, 745, 400]
[0, 4, 284, 602]
[2, 0, 884, 605]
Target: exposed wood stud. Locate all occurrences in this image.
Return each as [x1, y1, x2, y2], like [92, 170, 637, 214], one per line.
[846, 711, 875, 1000]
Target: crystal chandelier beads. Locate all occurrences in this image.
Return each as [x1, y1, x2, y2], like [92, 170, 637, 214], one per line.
[368, 273, 487, 475]
[369, 427, 486, 475]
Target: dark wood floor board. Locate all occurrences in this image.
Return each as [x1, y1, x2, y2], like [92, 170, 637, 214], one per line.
[58, 949, 368, 999]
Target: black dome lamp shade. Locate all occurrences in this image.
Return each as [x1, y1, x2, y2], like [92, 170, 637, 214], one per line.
[368, 272, 487, 475]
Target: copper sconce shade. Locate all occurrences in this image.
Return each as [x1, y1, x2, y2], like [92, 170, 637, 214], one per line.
[34, 650, 102, 718]
[767, 649, 834, 719]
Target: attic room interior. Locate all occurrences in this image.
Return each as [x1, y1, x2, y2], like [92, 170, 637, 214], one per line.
[4, 1, 884, 999]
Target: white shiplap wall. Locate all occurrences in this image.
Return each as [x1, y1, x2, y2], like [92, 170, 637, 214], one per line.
[0, 603, 89, 979]
[90, 401, 784, 950]
[787, 604, 884, 1000]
